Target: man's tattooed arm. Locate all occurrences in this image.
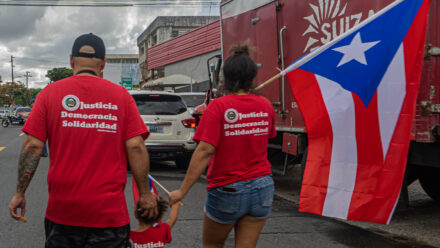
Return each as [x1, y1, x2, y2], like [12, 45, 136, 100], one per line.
[16, 138, 43, 194]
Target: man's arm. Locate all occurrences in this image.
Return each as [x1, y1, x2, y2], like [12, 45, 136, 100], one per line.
[168, 141, 215, 205]
[126, 135, 158, 219]
[9, 134, 44, 220]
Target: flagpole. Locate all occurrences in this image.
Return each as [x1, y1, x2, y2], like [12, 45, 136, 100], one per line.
[149, 175, 170, 194]
[149, 175, 184, 206]
[254, 73, 282, 91]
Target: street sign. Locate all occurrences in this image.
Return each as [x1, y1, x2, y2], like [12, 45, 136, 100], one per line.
[121, 77, 133, 90]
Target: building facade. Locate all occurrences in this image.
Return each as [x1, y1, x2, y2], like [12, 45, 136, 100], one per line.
[103, 54, 139, 86]
[137, 16, 219, 84]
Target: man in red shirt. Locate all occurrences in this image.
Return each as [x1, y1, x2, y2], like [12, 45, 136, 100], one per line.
[8, 33, 158, 247]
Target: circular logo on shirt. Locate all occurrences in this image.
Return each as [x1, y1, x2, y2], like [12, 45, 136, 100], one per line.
[224, 108, 239, 123]
[62, 95, 80, 111]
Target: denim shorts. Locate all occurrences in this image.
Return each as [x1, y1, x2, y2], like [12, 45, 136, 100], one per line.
[204, 175, 274, 224]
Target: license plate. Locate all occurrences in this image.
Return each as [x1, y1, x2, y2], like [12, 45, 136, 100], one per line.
[147, 125, 164, 133]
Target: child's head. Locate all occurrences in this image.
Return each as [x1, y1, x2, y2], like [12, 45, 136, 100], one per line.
[135, 196, 168, 225]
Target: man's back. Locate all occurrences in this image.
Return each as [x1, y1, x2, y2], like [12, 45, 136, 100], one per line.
[23, 75, 147, 228]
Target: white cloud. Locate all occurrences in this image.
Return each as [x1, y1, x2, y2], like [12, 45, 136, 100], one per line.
[0, 4, 219, 88]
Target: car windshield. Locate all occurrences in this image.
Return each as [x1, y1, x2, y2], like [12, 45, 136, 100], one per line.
[132, 94, 187, 115]
[16, 107, 31, 113]
[180, 94, 205, 107]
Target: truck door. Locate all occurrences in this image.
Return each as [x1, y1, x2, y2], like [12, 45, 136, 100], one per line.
[221, 0, 280, 103]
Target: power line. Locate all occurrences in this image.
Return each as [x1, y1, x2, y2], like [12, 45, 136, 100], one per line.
[0, 0, 220, 7]
[14, 56, 69, 65]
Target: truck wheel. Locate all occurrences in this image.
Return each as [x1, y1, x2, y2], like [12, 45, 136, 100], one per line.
[419, 167, 440, 202]
[175, 156, 191, 169]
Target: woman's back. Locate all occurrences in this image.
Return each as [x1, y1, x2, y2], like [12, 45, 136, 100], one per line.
[193, 93, 276, 190]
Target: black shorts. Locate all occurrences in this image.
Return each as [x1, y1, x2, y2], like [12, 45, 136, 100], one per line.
[44, 218, 130, 248]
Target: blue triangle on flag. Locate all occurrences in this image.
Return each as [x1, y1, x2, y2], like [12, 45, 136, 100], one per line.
[299, 0, 424, 107]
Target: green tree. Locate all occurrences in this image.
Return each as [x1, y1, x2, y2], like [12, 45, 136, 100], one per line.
[0, 83, 43, 106]
[46, 67, 73, 83]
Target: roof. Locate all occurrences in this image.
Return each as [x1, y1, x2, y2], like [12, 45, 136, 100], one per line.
[106, 54, 139, 59]
[137, 16, 219, 45]
[147, 20, 221, 69]
[142, 74, 195, 89]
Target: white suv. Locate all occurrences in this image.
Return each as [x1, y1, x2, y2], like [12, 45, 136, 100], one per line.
[130, 90, 197, 168]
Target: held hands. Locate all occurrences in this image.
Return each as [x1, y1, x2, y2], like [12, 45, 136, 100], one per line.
[138, 191, 159, 219]
[168, 189, 185, 206]
[9, 193, 26, 221]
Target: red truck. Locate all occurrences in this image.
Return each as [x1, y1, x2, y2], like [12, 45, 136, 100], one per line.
[216, 0, 439, 202]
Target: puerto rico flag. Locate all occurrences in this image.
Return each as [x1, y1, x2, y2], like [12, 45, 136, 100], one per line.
[284, 0, 430, 224]
[132, 175, 158, 205]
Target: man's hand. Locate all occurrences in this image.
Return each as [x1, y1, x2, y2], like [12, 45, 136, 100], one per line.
[9, 193, 26, 220]
[168, 189, 185, 206]
[138, 191, 159, 219]
[9, 135, 44, 221]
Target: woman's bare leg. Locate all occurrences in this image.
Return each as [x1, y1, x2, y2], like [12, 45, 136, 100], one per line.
[203, 214, 235, 248]
[234, 215, 267, 248]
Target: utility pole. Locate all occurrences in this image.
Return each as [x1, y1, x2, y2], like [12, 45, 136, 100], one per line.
[24, 71, 32, 88]
[10, 56, 15, 106]
[24, 72, 32, 104]
[10, 56, 15, 83]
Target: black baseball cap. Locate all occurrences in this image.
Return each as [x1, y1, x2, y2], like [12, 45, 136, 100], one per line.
[71, 33, 105, 59]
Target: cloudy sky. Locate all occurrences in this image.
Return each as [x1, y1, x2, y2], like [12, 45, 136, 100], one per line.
[0, 2, 219, 88]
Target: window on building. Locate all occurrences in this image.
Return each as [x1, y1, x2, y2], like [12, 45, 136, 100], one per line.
[171, 30, 179, 38]
[157, 67, 165, 78]
[139, 45, 145, 56]
[151, 34, 157, 47]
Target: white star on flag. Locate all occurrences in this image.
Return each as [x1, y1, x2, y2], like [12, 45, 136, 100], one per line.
[333, 32, 381, 67]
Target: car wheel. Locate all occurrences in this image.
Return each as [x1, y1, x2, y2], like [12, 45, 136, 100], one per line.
[175, 156, 191, 169]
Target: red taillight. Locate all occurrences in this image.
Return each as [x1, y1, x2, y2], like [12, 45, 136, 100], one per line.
[182, 118, 197, 128]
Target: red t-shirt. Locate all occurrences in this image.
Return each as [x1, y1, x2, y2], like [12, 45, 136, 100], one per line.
[193, 94, 276, 190]
[129, 223, 172, 248]
[22, 75, 149, 228]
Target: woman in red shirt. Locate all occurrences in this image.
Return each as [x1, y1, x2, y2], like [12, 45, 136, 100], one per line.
[169, 44, 276, 248]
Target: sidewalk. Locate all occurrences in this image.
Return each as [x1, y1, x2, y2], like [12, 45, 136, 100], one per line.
[272, 163, 440, 248]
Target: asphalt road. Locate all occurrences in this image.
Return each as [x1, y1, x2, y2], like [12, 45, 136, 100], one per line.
[0, 126, 434, 247]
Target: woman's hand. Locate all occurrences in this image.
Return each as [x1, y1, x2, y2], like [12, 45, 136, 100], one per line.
[168, 189, 185, 206]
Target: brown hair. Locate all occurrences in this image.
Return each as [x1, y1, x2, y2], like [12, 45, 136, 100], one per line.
[135, 196, 168, 224]
[223, 43, 258, 93]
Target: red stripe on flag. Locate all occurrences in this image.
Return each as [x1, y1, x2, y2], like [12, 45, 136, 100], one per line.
[364, 0, 430, 224]
[288, 69, 333, 215]
[132, 177, 159, 206]
[347, 93, 384, 221]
